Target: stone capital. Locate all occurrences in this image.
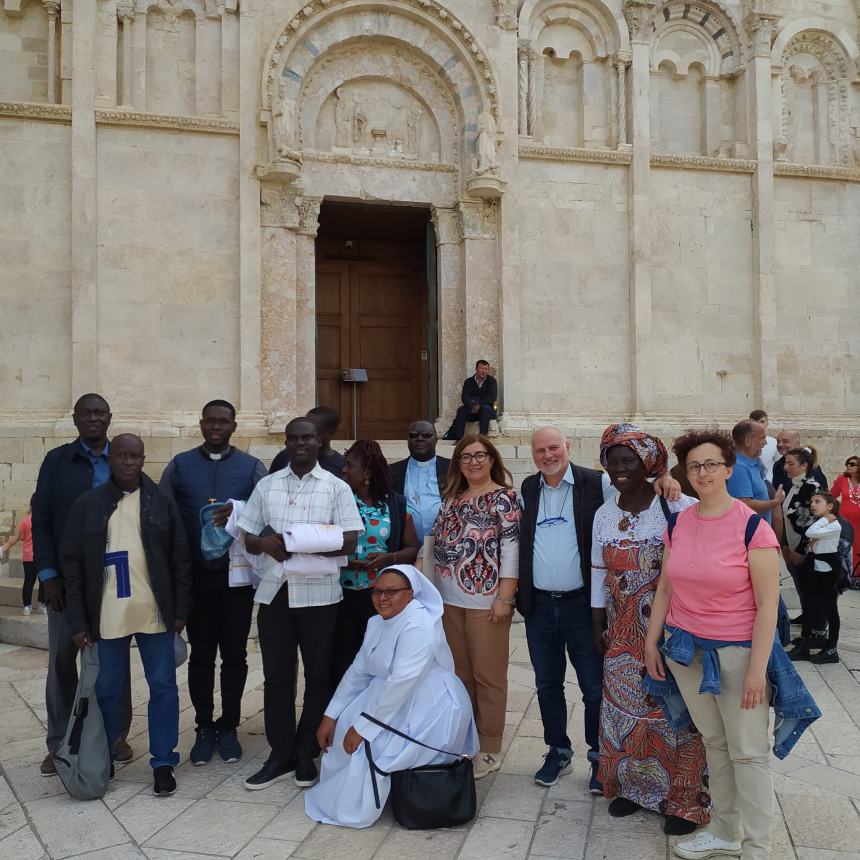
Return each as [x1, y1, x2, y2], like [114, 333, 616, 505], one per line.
[296, 196, 322, 237]
[612, 51, 632, 69]
[623, 0, 656, 44]
[42, 0, 60, 17]
[430, 206, 462, 245]
[260, 187, 301, 230]
[116, 3, 134, 20]
[457, 199, 498, 240]
[742, 0, 781, 58]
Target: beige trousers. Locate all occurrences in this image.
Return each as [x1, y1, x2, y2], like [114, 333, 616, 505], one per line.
[667, 645, 773, 860]
[442, 604, 511, 754]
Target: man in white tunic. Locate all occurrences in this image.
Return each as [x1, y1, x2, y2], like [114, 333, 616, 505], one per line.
[305, 564, 477, 828]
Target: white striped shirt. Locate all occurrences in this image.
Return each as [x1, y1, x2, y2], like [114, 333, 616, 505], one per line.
[237, 463, 363, 607]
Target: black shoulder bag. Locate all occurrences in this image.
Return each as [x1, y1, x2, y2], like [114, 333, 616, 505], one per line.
[360, 711, 476, 830]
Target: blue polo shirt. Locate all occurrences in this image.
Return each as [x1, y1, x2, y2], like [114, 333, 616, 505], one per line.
[727, 452, 772, 524]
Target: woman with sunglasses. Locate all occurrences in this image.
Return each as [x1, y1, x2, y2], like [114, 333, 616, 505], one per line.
[831, 456, 860, 573]
[306, 565, 477, 828]
[431, 435, 521, 779]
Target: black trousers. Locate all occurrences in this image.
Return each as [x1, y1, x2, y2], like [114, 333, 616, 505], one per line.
[807, 567, 841, 648]
[796, 557, 828, 638]
[332, 587, 376, 685]
[453, 403, 496, 439]
[256, 586, 339, 764]
[22, 561, 45, 607]
[186, 576, 254, 730]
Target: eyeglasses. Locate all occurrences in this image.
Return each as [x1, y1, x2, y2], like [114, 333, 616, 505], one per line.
[458, 452, 490, 464]
[537, 515, 568, 528]
[370, 587, 412, 600]
[408, 432, 435, 440]
[686, 461, 726, 475]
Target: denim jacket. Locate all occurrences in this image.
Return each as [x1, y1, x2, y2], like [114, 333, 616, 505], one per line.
[642, 625, 821, 760]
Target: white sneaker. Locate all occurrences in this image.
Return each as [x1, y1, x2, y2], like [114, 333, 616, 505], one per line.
[35, 603, 48, 614]
[674, 831, 742, 859]
[472, 752, 501, 780]
[22, 606, 32, 616]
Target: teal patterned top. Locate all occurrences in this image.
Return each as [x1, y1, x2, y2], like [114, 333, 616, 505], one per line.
[339, 497, 392, 590]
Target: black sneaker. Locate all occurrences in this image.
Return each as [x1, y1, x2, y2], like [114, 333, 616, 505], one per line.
[217, 728, 243, 763]
[295, 758, 318, 788]
[190, 725, 217, 766]
[534, 747, 572, 787]
[153, 766, 176, 797]
[810, 647, 839, 664]
[588, 760, 603, 795]
[244, 758, 296, 791]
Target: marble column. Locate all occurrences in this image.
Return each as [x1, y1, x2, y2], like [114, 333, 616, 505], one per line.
[623, 0, 656, 415]
[743, 1, 781, 408]
[527, 45, 538, 137]
[42, 0, 60, 104]
[614, 53, 630, 147]
[518, 40, 529, 135]
[117, 6, 133, 107]
[430, 206, 465, 422]
[295, 197, 322, 415]
[70, 0, 98, 397]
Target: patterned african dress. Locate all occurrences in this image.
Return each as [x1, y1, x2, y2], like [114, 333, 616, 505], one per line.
[591, 493, 710, 823]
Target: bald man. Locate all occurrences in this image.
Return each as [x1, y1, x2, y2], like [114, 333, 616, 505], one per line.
[772, 429, 828, 493]
[61, 434, 192, 797]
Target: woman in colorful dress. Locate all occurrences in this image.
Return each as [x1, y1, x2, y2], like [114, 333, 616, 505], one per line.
[333, 440, 419, 682]
[591, 424, 708, 836]
[432, 434, 520, 779]
[831, 455, 860, 573]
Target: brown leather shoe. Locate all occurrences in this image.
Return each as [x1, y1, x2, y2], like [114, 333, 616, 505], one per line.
[40, 752, 56, 776]
[114, 738, 134, 763]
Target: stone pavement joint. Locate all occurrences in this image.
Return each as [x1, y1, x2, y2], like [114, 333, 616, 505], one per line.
[0, 588, 859, 859]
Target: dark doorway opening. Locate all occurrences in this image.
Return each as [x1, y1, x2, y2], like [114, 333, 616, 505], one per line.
[315, 202, 433, 439]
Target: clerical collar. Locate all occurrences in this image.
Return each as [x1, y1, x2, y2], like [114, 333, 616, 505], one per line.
[410, 456, 435, 468]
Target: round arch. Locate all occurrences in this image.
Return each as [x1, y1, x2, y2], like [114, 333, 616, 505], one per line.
[518, 0, 629, 56]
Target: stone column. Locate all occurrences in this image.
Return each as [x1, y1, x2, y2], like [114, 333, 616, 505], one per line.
[117, 5, 133, 107]
[528, 45, 538, 137]
[623, 0, 656, 415]
[295, 197, 322, 415]
[614, 52, 631, 147]
[60, 0, 72, 104]
[259, 187, 300, 423]
[237, 0, 263, 418]
[703, 76, 721, 156]
[518, 40, 530, 135]
[743, 0, 781, 408]
[458, 200, 500, 373]
[129, 9, 147, 110]
[71, 0, 98, 397]
[42, 0, 60, 103]
[430, 206, 465, 422]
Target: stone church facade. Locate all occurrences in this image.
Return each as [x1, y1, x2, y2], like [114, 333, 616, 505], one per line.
[1, 0, 859, 518]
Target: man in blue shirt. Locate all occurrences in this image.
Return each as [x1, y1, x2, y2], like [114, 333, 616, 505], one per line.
[32, 393, 133, 776]
[388, 420, 451, 541]
[727, 420, 784, 525]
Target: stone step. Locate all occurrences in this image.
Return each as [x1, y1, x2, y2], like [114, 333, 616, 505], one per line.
[0, 605, 48, 649]
[0, 577, 23, 608]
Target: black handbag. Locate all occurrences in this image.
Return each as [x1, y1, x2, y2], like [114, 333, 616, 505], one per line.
[360, 711, 476, 830]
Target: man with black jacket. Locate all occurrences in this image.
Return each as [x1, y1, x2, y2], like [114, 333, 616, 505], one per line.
[159, 400, 267, 765]
[388, 420, 451, 541]
[32, 393, 134, 776]
[62, 434, 192, 798]
[450, 360, 498, 440]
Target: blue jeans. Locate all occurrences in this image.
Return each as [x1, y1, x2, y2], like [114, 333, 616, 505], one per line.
[96, 631, 179, 770]
[524, 589, 602, 758]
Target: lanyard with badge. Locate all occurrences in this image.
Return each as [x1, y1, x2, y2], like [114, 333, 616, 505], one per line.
[537, 482, 571, 528]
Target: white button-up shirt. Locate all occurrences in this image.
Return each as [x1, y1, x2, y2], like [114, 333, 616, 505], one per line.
[237, 463, 363, 607]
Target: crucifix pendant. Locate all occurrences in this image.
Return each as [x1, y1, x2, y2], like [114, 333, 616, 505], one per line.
[618, 516, 630, 531]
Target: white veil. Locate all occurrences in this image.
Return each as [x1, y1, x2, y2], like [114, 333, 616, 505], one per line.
[380, 564, 454, 671]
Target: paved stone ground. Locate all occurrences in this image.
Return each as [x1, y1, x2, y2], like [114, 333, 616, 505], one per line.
[1, 581, 859, 860]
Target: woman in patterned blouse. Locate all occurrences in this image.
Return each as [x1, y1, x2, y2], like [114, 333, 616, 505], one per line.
[431, 434, 521, 779]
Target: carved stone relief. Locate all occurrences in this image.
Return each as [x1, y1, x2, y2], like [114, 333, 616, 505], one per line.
[315, 79, 441, 162]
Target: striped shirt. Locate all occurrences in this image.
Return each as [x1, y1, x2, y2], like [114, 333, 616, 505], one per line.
[237, 463, 363, 607]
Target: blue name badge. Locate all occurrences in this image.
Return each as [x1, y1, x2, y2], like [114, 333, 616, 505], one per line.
[104, 550, 131, 599]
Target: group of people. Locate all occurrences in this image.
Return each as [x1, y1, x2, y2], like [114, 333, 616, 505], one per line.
[17, 391, 842, 859]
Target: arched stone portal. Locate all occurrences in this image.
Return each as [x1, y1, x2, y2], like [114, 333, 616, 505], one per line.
[255, 0, 507, 431]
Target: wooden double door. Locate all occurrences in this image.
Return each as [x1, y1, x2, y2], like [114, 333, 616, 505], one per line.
[316, 260, 428, 439]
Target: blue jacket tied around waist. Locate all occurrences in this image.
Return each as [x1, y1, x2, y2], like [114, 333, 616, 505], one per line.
[641, 625, 821, 760]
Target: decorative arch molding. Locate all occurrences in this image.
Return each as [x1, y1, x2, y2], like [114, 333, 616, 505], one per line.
[261, 0, 499, 121]
[653, 21, 720, 76]
[650, 0, 742, 75]
[771, 18, 859, 71]
[777, 28, 855, 167]
[132, 0, 206, 21]
[518, 0, 629, 55]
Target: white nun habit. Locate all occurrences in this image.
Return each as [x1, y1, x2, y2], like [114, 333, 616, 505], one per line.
[304, 564, 478, 829]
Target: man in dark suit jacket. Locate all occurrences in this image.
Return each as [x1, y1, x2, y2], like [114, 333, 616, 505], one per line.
[450, 360, 498, 440]
[389, 420, 450, 541]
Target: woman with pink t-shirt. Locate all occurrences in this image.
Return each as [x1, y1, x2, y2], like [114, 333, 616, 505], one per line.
[644, 430, 781, 860]
[1, 496, 45, 615]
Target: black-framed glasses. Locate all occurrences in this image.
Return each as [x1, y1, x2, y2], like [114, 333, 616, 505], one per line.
[537, 515, 568, 528]
[686, 461, 726, 475]
[370, 587, 412, 599]
[408, 431, 435, 440]
[458, 451, 490, 464]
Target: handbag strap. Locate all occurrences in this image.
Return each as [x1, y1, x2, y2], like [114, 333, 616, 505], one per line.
[359, 712, 462, 758]
[364, 740, 389, 810]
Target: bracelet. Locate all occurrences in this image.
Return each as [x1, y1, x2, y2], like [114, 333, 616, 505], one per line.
[495, 595, 516, 607]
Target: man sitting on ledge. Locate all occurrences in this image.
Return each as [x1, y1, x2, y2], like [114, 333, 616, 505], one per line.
[448, 360, 498, 440]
